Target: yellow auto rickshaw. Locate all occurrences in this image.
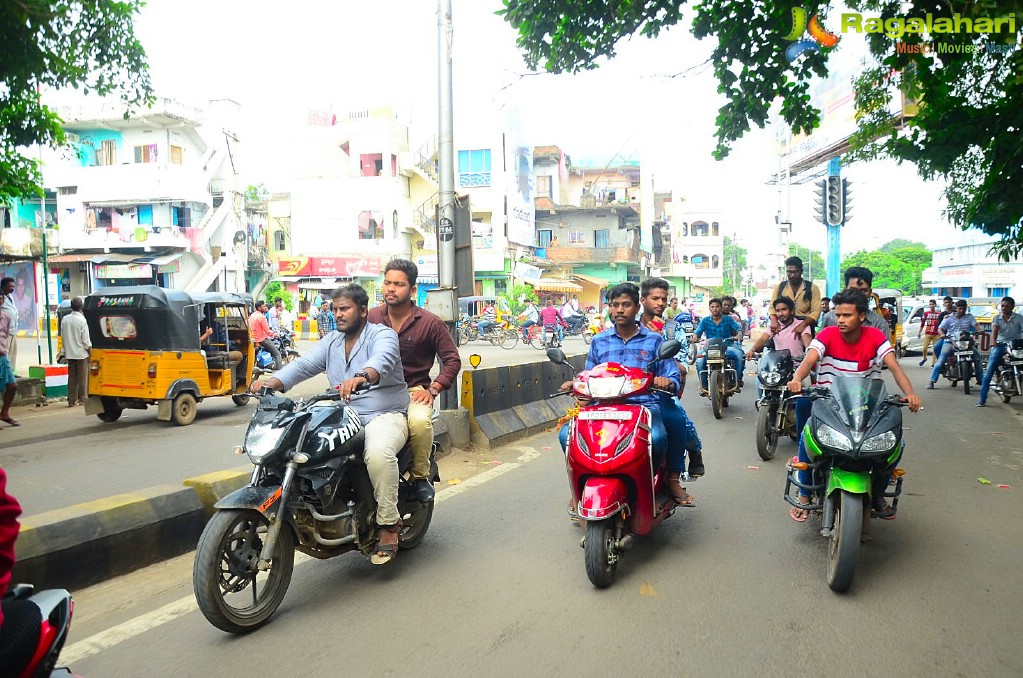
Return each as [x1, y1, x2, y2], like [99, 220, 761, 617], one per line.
[83, 286, 255, 425]
[872, 288, 904, 357]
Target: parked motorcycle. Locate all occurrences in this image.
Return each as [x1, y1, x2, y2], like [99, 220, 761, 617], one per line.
[192, 387, 437, 633]
[991, 339, 1023, 403]
[938, 330, 979, 394]
[548, 340, 687, 589]
[0, 584, 76, 677]
[754, 348, 799, 460]
[700, 337, 741, 419]
[254, 329, 301, 376]
[784, 377, 908, 592]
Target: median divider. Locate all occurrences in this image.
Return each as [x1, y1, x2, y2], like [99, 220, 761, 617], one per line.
[461, 353, 585, 448]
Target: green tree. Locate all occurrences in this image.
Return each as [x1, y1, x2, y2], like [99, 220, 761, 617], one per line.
[841, 242, 932, 295]
[1, 1, 152, 203]
[262, 281, 294, 311]
[500, 1, 1023, 259]
[787, 243, 826, 281]
[501, 282, 539, 314]
[722, 235, 747, 295]
[245, 184, 269, 202]
[879, 239, 925, 253]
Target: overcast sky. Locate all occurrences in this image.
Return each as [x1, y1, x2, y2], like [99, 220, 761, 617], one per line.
[128, 0, 985, 264]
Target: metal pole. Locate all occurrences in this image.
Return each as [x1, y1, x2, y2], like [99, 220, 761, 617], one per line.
[42, 229, 52, 363]
[826, 157, 842, 296]
[437, 0, 457, 410]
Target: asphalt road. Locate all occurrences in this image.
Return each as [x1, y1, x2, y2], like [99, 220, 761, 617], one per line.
[43, 358, 1023, 676]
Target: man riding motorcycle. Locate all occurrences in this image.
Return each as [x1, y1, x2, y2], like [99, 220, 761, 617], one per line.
[928, 299, 982, 390]
[251, 284, 410, 565]
[694, 298, 744, 394]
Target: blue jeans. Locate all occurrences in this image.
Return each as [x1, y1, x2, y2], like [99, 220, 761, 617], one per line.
[559, 407, 668, 470]
[657, 392, 702, 473]
[978, 344, 1006, 404]
[727, 345, 746, 385]
[929, 342, 981, 384]
[478, 320, 495, 334]
[520, 320, 536, 339]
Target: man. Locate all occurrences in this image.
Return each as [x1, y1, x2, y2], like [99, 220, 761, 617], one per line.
[268, 298, 284, 332]
[977, 297, 1023, 407]
[786, 289, 921, 520]
[538, 297, 566, 341]
[560, 296, 586, 333]
[249, 300, 282, 370]
[0, 311, 18, 428]
[559, 283, 686, 504]
[368, 259, 461, 502]
[820, 267, 892, 341]
[931, 296, 956, 362]
[315, 301, 335, 338]
[60, 297, 91, 407]
[694, 298, 744, 394]
[200, 310, 243, 364]
[918, 299, 942, 367]
[252, 285, 409, 565]
[476, 302, 497, 335]
[663, 297, 680, 338]
[640, 278, 704, 487]
[721, 296, 747, 384]
[928, 299, 982, 389]
[0, 278, 17, 377]
[1, 466, 23, 630]
[518, 299, 539, 340]
[278, 300, 293, 334]
[770, 256, 822, 338]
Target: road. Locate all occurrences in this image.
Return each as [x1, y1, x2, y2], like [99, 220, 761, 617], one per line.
[35, 358, 1023, 676]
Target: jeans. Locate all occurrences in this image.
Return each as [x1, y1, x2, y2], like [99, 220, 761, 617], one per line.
[560, 406, 668, 470]
[929, 342, 981, 384]
[565, 315, 586, 333]
[657, 392, 702, 473]
[259, 337, 283, 370]
[520, 320, 536, 339]
[477, 320, 495, 334]
[727, 345, 746, 385]
[978, 344, 1006, 405]
[697, 352, 742, 389]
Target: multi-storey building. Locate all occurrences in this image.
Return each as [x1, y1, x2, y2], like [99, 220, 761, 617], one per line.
[923, 237, 1023, 298]
[662, 200, 725, 299]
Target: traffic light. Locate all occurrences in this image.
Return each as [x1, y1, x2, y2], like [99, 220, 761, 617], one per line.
[813, 179, 827, 225]
[841, 178, 853, 224]
[825, 175, 843, 226]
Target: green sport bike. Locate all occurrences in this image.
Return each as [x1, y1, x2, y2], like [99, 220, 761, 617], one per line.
[784, 377, 909, 593]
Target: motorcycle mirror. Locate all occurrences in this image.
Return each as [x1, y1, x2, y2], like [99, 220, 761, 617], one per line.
[547, 348, 568, 365]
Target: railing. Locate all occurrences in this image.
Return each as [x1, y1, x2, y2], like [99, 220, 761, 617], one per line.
[415, 137, 438, 182]
[543, 245, 641, 265]
[458, 171, 491, 187]
[413, 192, 439, 233]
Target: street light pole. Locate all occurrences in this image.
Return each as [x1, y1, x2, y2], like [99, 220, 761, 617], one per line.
[436, 0, 457, 410]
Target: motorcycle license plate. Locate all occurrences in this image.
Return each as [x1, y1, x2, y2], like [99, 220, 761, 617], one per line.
[578, 410, 632, 421]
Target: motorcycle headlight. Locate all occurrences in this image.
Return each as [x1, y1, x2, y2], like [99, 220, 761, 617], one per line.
[861, 430, 897, 452]
[955, 340, 970, 350]
[1010, 349, 1023, 360]
[760, 370, 783, 386]
[245, 423, 287, 463]
[815, 423, 853, 451]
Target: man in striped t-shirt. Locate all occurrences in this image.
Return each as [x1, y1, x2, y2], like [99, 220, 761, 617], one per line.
[784, 289, 921, 521]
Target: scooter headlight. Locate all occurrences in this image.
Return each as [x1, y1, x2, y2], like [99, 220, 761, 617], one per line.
[862, 430, 897, 452]
[815, 423, 853, 451]
[245, 423, 287, 463]
[759, 370, 783, 387]
[585, 376, 627, 398]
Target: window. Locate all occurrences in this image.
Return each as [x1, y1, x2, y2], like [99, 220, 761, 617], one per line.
[99, 316, 138, 340]
[360, 153, 383, 177]
[692, 254, 709, 269]
[692, 221, 709, 236]
[711, 222, 720, 236]
[536, 175, 552, 198]
[170, 145, 183, 165]
[457, 149, 491, 187]
[133, 144, 158, 163]
[96, 140, 116, 166]
[172, 205, 191, 227]
[989, 287, 1009, 297]
[568, 230, 586, 245]
[712, 255, 720, 268]
[538, 230, 552, 248]
[273, 231, 287, 251]
[594, 229, 609, 248]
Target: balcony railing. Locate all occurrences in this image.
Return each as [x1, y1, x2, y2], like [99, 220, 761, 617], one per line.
[543, 245, 641, 266]
[458, 171, 491, 187]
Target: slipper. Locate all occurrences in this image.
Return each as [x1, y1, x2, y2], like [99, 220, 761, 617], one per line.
[0, 417, 19, 427]
[789, 505, 809, 522]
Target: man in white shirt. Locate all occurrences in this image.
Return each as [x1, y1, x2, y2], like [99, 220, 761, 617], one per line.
[560, 297, 586, 333]
[0, 278, 17, 377]
[60, 297, 92, 407]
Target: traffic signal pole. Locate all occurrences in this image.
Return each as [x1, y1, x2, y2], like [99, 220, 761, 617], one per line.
[826, 157, 842, 296]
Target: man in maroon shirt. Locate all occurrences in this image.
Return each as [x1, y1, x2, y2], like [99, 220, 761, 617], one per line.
[0, 467, 22, 630]
[368, 259, 461, 502]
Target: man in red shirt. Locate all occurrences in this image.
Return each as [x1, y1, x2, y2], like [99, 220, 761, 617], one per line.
[918, 299, 942, 367]
[368, 259, 461, 502]
[538, 298, 567, 342]
[249, 300, 282, 370]
[0, 467, 22, 629]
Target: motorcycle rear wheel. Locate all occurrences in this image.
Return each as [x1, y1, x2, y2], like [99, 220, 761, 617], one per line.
[501, 329, 519, 349]
[755, 403, 779, 460]
[710, 371, 723, 420]
[398, 498, 434, 550]
[283, 350, 300, 366]
[193, 509, 295, 634]
[826, 490, 862, 593]
[584, 520, 618, 588]
[583, 330, 593, 345]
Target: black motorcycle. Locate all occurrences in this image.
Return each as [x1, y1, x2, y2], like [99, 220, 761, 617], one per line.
[939, 330, 979, 394]
[192, 388, 437, 634]
[754, 348, 799, 460]
[700, 337, 740, 419]
[991, 339, 1023, 404]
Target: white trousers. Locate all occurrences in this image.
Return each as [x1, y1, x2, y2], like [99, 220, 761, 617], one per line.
[363, 412, 409, 526]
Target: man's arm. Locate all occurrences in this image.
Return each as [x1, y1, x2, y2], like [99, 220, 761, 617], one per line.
[272, 334, 332, 391]
[431, 320, 462, 391]
[800, 325, 812, 348]
[806, 283, 822, 322]
[883, 351, 922, 412]
[78, 317, 92, 350]
[788, 346, 821, 390]
[991, 320, 1001, 344]
[653, 343, 683, 394]
[359, 326, 401, 384]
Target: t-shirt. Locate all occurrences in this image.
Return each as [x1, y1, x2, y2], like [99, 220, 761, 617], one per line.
[922, 309, 942, 335]
[770, 319, 812, 360]
[664, 307, 680, 321]
[808, 325, 893, 387]
[993, 313, 1023, 343]
[538, 306, 563, 326]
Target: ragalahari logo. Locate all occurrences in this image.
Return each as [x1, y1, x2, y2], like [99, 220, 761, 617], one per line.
[783, 7, 841, 61]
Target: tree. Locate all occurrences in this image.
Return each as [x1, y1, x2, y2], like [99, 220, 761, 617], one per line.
[0, 1, 152, 203]
[500, 1, 1023, 259]
[245, 184, 270, 202]
[263, 282, 294, 311]
[787, 243, 826, 281]
[841, 241, 932, 295]
[722, 235, 747, 295]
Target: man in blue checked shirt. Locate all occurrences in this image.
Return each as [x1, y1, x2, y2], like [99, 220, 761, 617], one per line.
[694, 297, 744, 393]
[928, 299, 982, 389]
[315, 301, 336, 337]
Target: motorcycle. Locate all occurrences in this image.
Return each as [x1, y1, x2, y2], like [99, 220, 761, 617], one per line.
[563, 316, 593, 344]
[192, 387, 437, 633]
[457, 315, 516, 349]
[700, 337, 741, 419]
[674, 318, 697, 364]
[0, 584, 76, 677]
[784, 377, 908, 592]
[938, 330, 978, 394]
[991, 339, 1023, 404]
[548, 340, 688, 589]
[254, 328, 301, 376]
[754, 348, 799, 460]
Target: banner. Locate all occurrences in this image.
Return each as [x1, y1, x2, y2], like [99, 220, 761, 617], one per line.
[277, 256, 382, 277]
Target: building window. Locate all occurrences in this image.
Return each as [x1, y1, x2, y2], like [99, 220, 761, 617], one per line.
[134, 144, 158, 164]
[692, 253, 709, 269]
[273, 231, 286, 251]
[568, 230, 586, 245]
[538, 229, 552, 248]
[171, 205, 191, 227]
[711, 221, 720, 236]
[595, 229, 609, 248]
[989, 287, 1009, 297]
[360, 153, 384, 177]
[96, 140, 116, 166]
[391, 154, 397, 177]
[457, 149, 491, 187]
[170, 145, 183, 165]
[712, 255, 720, 268]
[359, 210, 384, 239]
[536, 175, 552, 198]
[692, 221, 709, 236]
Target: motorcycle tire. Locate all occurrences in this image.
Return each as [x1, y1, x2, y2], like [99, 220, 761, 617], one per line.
[755, 404, 779, 460]
[583, 330, 593, 345]
[687, 344, 697, 365]
[710, 371, 723, 420]
[960, 363, 971, 395]
[284, 350, 300, 366]
[193, 509, 295, 634]
[397, 496, 435, 550]
[232, 395, 250, 407]
[584, 519, 618, 589]
[826, 490, 863, 593]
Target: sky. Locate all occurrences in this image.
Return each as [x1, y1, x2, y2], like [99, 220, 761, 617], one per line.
[125, 0, 987, 267]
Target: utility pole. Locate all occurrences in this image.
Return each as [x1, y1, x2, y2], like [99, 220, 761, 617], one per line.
[436, 0, 457, 410]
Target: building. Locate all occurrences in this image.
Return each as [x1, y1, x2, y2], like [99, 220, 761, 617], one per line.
[922, 237, 1023, 298]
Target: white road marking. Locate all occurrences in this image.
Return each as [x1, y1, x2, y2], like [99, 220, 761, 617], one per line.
[60, 444, 544, 665]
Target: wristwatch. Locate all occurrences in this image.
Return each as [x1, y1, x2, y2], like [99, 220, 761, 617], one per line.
[354, 370, 371, 382]
[428, 385, 440, 397]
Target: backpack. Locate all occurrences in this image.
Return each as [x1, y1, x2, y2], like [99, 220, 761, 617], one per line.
[776, 279, 813, 304]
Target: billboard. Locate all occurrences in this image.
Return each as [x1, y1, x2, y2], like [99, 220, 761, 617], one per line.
[505, 107, 535, 248]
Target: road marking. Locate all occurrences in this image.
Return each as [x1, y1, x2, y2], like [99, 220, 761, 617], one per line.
[60, 444, 544, 665]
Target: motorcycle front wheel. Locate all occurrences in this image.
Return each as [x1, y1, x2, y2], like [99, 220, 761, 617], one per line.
[827, 490, 863, 593]
[960, 362, 972, 395]
[755, 403, 779, 460]
[584, 520, 618, 588]
[709, 371, 723, 420]
[284, 350, 300, 366]
[193, 509, 295, 634]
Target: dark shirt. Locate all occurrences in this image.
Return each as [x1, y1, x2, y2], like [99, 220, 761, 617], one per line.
[368, 304, 461, 391]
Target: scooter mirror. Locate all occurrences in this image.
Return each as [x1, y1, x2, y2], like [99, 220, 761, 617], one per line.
[657, 339, 681, 361]
[547, 348, 568, 365]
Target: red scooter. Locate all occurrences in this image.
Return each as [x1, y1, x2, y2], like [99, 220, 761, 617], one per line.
[548, 341, 687, 588]
[0, 584, 77, 677]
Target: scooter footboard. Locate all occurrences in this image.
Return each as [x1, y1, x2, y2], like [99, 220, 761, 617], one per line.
[577, 477, 629, 521]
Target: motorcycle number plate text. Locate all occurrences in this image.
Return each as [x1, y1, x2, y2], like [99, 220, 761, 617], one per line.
[578, 410, 632, 421]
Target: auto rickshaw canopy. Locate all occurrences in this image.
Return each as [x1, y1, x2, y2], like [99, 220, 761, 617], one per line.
[83, 285, 202, 351]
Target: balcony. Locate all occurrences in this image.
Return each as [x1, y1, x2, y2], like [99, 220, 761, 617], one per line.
[543, 245, 641, 266]
[50, 162, 210, 205]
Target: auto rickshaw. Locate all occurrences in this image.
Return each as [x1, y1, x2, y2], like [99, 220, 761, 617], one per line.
[83, 286, 255, 425]
[872, 288, 904, 357]
[457, 296, 512, 324]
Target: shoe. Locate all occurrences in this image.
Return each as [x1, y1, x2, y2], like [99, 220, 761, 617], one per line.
[687, 450, 705, 477]
[927, 382, 935, 389]
[918, 359, 926, 366]
[567, 497, 579, 522]
[413, 478, 435, 503]
[976, 402, 986, 407]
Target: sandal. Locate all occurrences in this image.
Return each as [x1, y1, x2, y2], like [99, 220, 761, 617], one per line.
[667, 473, 696, 507]
[0, 417, 19, 427]
[789, 497, 810, 522]
[370, 522, 401, 565]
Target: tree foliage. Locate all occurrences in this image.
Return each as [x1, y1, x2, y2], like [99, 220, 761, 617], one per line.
[499, 0, 1023, 259]
[0, 1, 152, 203]
[722, 235, 748, 294]
[787, 242, 826, 281]
[841, 240, 932, 294]
[262, 281, 294, 311]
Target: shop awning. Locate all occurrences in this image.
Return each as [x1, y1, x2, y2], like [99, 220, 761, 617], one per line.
[48, 253, 101, 263]
[572, 273, 609, 288]
[529, 277, 582, 293]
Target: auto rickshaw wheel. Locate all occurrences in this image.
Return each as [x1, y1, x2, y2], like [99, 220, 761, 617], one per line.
[97, 397, 122, 423]
[232, 395, 250, 407]
[172, 393, 198, 426]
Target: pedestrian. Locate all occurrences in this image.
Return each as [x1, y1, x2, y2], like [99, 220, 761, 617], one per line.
[977, 296, 1023, 407]
[60, 297, 91, 407]
[0, 310, 18, 427]
[917, 299, 942, 367]
[250, 300, 282, 370]
[931, 296, 956, 364]
[268, 298, 283, 332]
[769, 256, 822, 338]
[315, 302, 335, 338]
[0, 278, 17, 378]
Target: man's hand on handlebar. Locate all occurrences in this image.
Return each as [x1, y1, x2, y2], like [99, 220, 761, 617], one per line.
[338, 376, 369, 401]
[250, 377, 283, 394]
[559, 380, 573, 392]
[652, 377, 674, 391]
[786, 379, 803, 393]
[905, 394, 922, 413]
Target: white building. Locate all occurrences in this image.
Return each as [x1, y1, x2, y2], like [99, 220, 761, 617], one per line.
[922, 237, 1023, 299]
